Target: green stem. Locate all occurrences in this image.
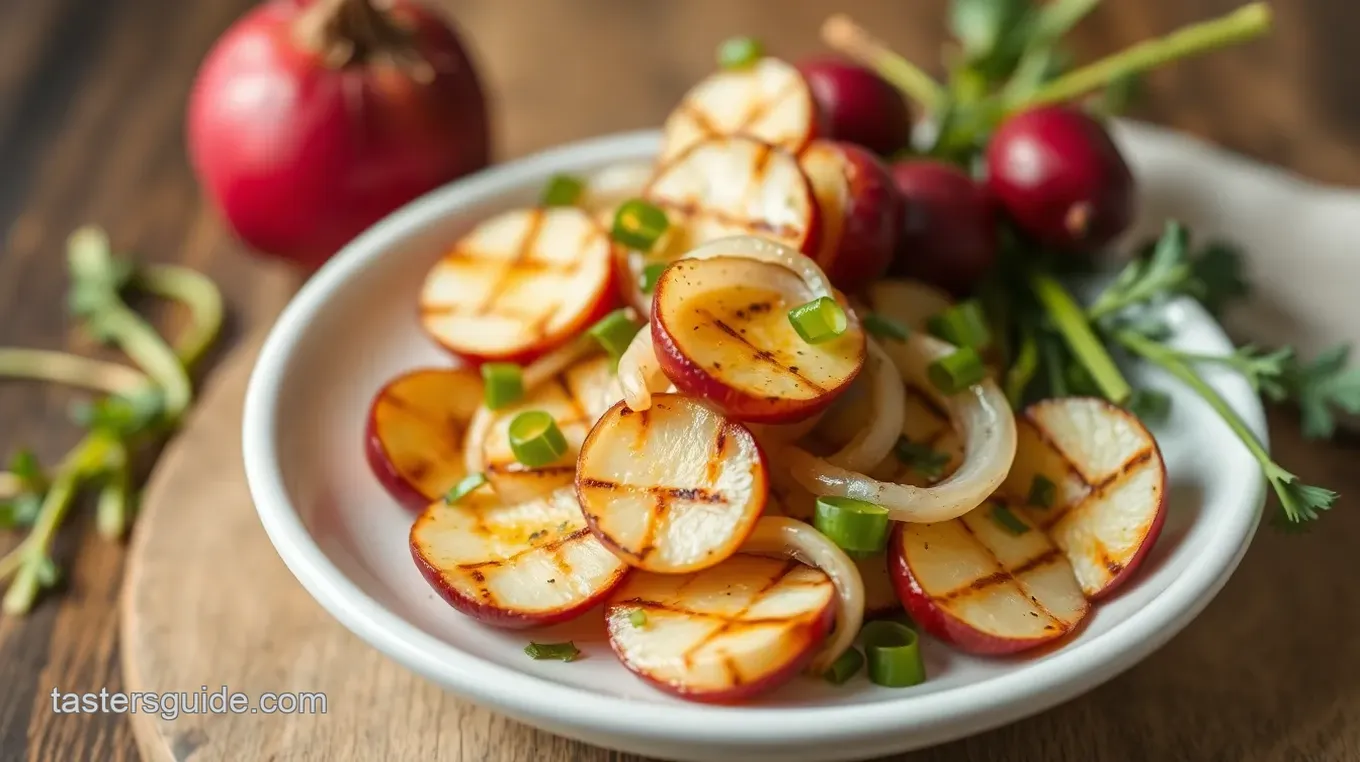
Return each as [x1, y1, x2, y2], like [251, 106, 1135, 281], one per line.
[1040, 333, 1070, 398]
[99, 307, 192, 418]
[95, 442, 130, 539]
[1003, 0, 1103, 102]
[822, 14, 946, 112]
[0, 348, 147, 394]
[1030, 273, 1131, 403]
[1004, 324, 1039, 407]
[1086, 264, 1190, 321]
[0, 472, 20, 501]
[134, 265, 225, 372]
[1021, 2, 1272, 108]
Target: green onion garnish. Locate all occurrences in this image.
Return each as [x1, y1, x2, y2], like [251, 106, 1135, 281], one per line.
[814, 496, 890, 556]
[716, 35, 764, 70]
[481, 362, 524, 410]
[1127, 388, 1172, 424]
[989, 502, 1030, 536]
[823, 646, 865, 685]
[611, 199, 669, 252]
[927, 300, 992, 350]
[860, 621, 925, 688]
[1027, 475, 1056, 509]
[508, 410, 569, 467]
[540, 174, 584, 207]
[927, 347, 987, 394]
[588, 309, 642, 361]
[863, 313, 910, 342]
[893, 437, 950, 481]
[524, 641, 581, 662]
[443, 472, 487, 504]
[628, 609, 648, 628]
[640, 263, 667, 293]
[788, 297, 849, 344]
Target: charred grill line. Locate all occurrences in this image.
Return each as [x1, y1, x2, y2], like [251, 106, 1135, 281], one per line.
[678, 560, 802, 662]
[659, 199, 802, 240]
[473, 208, 547, 317]
[942, 520, 1067, 626]
[697, 310, 829, 392]
[1039, 447, 1156, 531]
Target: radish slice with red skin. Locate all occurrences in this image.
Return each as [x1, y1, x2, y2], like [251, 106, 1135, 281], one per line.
[605, 553, 835, 703]
[651, 256, 865, 423]
[576, 395, 768, 574]
[365, 368, 482, 511]
[419, 207, 618, 364]
[660, 58, 820, 165]
[410, 487, 629, 629]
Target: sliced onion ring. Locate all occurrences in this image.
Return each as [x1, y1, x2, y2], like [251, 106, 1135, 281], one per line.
[740, 516, 864, 675]
[778, 331, 1016, 523]
[823, 337, 904, 472]
[680, 234, 834, 301]
[616, 328, 671, 412]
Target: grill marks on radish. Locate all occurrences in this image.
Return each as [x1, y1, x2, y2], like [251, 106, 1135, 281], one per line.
[365, 368, 483, 509]
[420, 207, 615, 360]
[577, 395, 767, 574]
[605, 554, 835, 700]
[660, 58, 818, 164]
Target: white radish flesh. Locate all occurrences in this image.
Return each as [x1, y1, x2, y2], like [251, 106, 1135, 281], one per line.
[660, 58, 818, 165]
[365, 368, 482, 510]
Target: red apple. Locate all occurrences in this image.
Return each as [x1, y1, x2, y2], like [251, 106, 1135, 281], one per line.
[1004, 397, 1168, 600]
[410, 486, 628, 629]
[606, 553, 835, 703]
[799, 140, 900, 293]
[365, 368, 482, 510]
[650, 256, 865, 423]
[576, 395, 768, 573]
[419, 207, 619, 365]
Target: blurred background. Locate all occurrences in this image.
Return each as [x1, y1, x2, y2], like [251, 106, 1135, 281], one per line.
[1, 0, 1358, 760]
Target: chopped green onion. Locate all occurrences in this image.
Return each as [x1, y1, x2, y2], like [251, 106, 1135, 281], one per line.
[640, 263, 667, 293]
[508, 410, 569, 467]
[823, 646, 865, 685]
[989, 502, 1030, 535]
[443, 472, 487, 504]
[788, 297, 848, 344]
[540, 174, 584, 207]
[893, 437, 950, 481]
[927, 300, 992, 350]
[611, 199, 669, 252]
[587, 309, 643, 361]
[1026, 475, 1056, 509]
[814, 496, 890, 555]
[927, 347, 987, 394]
[481, 362, 524, 410]
[1127, 388, 1173, 424]
[860, 621, 925, 688]
[862, 313, 910, 342]
[628, 609, 648, 628]
[716, 35, 764, 70]
[524, 641, 581, 662]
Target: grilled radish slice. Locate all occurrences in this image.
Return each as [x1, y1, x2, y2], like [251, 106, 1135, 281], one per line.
[576, 395, 768, 573]
[583, 161, 655, 215]
[480, 355, 617, 504]
[411, 487, 628, 628]
[1003, 398, 1167, 600]
[605, 554, 834, 702]
[857, 554, 903, 619]
[652, 256, 865, 422]
[365, 368, 482, 510]
[866, 278, 955, 330]
[890, 501, 1089, 654]
[800, 140, 899, 292]
[659, 57, 820, 165]
[645, 136, 820, 264]
[419, 207, 618, 364]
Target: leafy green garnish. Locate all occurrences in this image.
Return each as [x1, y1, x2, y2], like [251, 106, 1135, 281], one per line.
[1277, 346, 1360, 440]
[524, 641, 581, 662]
[893, 438, 950, 481]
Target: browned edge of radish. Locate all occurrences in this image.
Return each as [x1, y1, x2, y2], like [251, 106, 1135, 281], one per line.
[366, 367, 482, 510]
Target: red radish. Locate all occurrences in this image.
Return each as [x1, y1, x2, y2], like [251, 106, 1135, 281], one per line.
[411, 486, 628, 629]
[888, 160, 998, 296]
[796, 58, 913, 156]
[606, 553, 835, 702]
[651, 256, 865, 423]
[660, 58, 820, 165]
[1004, 398, 1167, 599]
[986, 106, 1135, 252]
[799, 141, 900, 293]
[365, 368, 482, 510]
[187, 0, 490, 270]
[419, 207, 618, 365]
[889, 502, 1090, 655]
[576, 395, 768, 574]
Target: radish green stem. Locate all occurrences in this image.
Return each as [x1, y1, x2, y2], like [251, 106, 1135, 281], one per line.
[95, 441, 130, 539]
[821, 14, 946, 112]
[1030, 273, 1131, 403]
[0, 349, 146, 394]
[1021, 2, 1271, 108]
[1004, 0, 1103, 101]
[1004, 324, 1039, 407]
[134, 265, 224, 373]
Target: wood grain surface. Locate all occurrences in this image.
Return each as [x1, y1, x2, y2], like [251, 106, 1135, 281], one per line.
[1, 0, 1359, 760]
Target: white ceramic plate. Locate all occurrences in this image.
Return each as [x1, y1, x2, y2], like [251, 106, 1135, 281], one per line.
[243, 126, 1268, 762]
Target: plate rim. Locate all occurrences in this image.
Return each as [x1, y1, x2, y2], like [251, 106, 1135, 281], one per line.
[242, 125, 1269, 754]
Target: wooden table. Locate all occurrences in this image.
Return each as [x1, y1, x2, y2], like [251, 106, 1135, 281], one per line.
[2, 0, 1359, 760]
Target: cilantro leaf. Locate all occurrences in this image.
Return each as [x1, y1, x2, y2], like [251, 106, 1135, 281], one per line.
[1187, 241, 1249, 315]
[1283, 345, 1360, 439]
